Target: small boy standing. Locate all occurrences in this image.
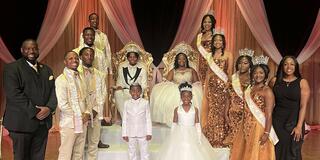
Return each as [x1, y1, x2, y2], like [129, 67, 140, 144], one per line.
[122, 83, 152, 160]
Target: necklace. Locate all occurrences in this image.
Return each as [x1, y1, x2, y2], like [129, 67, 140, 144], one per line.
[283, 77, 297, 87]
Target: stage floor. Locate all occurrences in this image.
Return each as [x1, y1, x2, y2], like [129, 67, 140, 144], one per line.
[2, 124, 320, 160]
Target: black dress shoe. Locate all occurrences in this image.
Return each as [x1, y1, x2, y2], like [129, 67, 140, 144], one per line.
[98, 141, 110, 148]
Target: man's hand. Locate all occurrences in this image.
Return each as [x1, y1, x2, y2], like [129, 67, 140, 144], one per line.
[82, 113, 90, 124]
[36, 106, 51, 120]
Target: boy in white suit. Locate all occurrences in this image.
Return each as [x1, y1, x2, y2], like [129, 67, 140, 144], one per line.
[122, 83, 152, 160]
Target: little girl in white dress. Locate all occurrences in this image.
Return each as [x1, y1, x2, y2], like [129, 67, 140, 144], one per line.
[156, 82, 227, 160]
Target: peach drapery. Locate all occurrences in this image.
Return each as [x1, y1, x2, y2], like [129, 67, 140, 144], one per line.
[99, 0, 143, 47]
[0, 38, 15, 63]
[297, 10, 320, 64]
[170, 0, 213, 48]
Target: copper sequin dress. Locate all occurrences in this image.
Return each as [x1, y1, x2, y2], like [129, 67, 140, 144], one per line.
[230, 91, 276, 160]
[224, 73, 250, 147]
[198, 39, 211, 84]
[201, 58, 229, 148]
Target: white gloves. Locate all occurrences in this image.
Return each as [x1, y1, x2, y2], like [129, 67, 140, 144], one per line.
[171, 123, 177, 133]
[195, 123, 202, 144]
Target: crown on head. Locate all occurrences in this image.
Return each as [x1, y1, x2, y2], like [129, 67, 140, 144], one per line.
[213, 27, 225, 35]
[252, 55, 269, 65]
[180, 85, 192, 92]
[239, 48, 254, 57]
[207, 10, 215, 17]
[126, 45, 139, 54]
[174, 44, 189, 55]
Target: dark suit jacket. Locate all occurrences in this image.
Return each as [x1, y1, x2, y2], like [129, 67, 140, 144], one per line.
[3, 58, 57, 133]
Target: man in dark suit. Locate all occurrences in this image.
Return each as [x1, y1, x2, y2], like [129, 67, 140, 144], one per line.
[3, 39, 57, 160]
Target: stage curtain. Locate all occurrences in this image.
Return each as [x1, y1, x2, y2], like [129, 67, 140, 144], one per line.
[37, 0, 79, 61]
[211, 0, 277, 76]
[300, 47, 320, 124]
[297, 10, 320, 64]
[99, 0, 143, 47]
[41, 0, 123, 77]
[0, 38, 15, 63]
[170, 0, 213, 48]
[235, 0, 282, 64]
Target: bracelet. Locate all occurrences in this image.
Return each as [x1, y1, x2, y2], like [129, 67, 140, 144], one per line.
[264, 131, 270, 134]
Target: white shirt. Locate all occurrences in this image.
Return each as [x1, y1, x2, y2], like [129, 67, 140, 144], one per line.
[122, 98, 152, 137]
[79, 29, 112, 72]
[116, 62, 147, 91]
[73, 44, 111, 74]
[55, 69, 87, 128]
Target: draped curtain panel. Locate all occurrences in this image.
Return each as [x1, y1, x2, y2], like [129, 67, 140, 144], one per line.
[0, 38, 15, 63]
[297, 10, 320, 64]
[41, 0, 124, 77]
[235, 0, 283, 64]
[99, 0, 143, 47]
[300, 47, 320, 124]
[170, 0, 213, 48]
[37, 0, 79, 61]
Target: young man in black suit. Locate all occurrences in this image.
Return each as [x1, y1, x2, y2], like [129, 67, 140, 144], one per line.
[3, 39, 57, 160]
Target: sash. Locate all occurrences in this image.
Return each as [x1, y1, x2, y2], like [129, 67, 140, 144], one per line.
[196, 33, 210, 58]
[63, 68, 85, 133]
[231, 72, 243, 99]
[207, 57, 228, 83]
[93, 69, 106, 120]
[244, 87, 279, 145]
[196, 36, 228, 83]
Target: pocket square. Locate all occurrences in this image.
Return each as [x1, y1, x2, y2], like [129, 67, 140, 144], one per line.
[49, 75, 54, 80]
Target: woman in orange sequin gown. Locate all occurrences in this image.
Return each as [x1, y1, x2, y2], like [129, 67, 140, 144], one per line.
[196, 14, 216, 84]
[201, 33, 233, 150]
[230, 63, 278, 160]
[224, 54, 253, 147]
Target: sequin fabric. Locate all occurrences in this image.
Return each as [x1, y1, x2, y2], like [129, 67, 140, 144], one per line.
[243, 92, 265, 140]
[202, 58, 229, 148]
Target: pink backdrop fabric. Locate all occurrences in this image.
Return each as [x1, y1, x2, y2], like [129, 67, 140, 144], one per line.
[297, 10, 320, 64]
[0, 38, 15, 63]
[37, 0, 79, 61]
[235, 0, 283, 64]
[170, 0, 213, 48]
[99, 0, 144, 48]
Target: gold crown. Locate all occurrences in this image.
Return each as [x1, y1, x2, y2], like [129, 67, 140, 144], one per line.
[239, 48, 254, 57]
[126, 45, 139, 53]
[253, 55, 269, 65]
[173, 43, 189, 55]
